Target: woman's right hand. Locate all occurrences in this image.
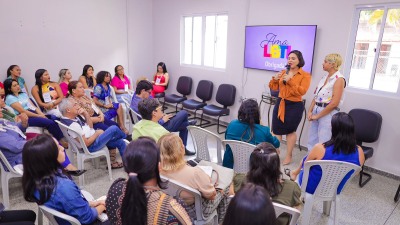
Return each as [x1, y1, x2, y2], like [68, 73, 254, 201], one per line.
[307, 111, 313, 121]
[104, 103, 113, 109]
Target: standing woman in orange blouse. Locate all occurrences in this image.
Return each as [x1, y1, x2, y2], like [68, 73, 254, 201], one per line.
[269, 50, 311, 165]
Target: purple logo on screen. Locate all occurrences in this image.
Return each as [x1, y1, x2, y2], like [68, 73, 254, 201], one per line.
[261, 33, 292, 59]
[244, 25, 317, 73]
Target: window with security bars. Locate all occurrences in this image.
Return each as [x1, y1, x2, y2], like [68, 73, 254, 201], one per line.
[347, 5, 400, 94]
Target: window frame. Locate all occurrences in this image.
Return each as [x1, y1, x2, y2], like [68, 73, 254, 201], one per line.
[180, 12, 229, 71]
[345, 3, 400, 97]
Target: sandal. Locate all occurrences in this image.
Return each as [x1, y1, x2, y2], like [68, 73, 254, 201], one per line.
[110, 161, 123, 169]
[284, 168, 296, 181]
[108, 149, 123, 169]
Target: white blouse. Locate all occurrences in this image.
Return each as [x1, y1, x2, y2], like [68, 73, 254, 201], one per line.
[313, 71, 345, 105]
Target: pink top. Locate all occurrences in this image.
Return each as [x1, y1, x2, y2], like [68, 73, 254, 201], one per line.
[111, 75, 131, 90]
[60, 82, 69, 97]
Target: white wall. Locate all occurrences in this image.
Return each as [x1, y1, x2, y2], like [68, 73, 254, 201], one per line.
[0, 0, 130, 86]
[152, 0, 400, 176]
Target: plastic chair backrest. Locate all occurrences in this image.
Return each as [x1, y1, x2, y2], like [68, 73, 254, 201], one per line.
[301, 160, 361, 200]
[176, 76, 192, 96]
[222, 140, 255, 174]
[0, 151, 19, 174]
[109, 87, 118, 103]
[216, 84, 236, 107]
[121, 97, 141, 124]
[273, 202, 301, 225]
[39, 205, 81, 225]
[160, 175, 212, 222]
[348, 109, 382, 144]
[84, 89, 93, 98]
[188, 126, 222, 164]
[55, 120, 91, 155]
[196, 80, 213, 102]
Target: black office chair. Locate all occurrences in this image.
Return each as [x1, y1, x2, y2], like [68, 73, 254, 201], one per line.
[200, 84, 236, 134]
[182, 80, 213, 121]
[348, 108, 382, 188]
[164, 76, 193, 113]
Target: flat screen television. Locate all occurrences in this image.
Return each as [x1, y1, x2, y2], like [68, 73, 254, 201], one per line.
[244, 25, 317, 73]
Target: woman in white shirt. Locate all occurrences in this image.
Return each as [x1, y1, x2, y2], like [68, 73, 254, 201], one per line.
[307, 53, 345, 151]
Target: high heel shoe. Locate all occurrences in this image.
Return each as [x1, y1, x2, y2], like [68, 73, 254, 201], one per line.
[66, 170, 87, 176]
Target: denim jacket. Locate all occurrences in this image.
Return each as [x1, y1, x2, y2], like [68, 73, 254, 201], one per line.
[34, 175, 98, 225]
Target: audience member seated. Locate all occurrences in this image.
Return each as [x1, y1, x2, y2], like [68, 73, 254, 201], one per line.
[58, 69, 73, 97]
[106, 137, 192, 225]
[4, 79, 67, 147]
[79, 64, 97, 89]
[247, 143, 301, 225]
[110, 65, 132, 103]
[131, 80, 195, 155]
[93, 71, 128, 134]
[68, 81, 123, 133]
[31, 69, 63, 118]
[0, 101, 84, 176]
[151, 62, 169, 97]
[22, 134, 108, 225]
[223, 99, 280, 170]
[222, 183, 276, 225]
[7, 65, 29, 95]
[0, 203, 36, 225]
[0, 82, 4, 99]
[59, 98, 125, 169]
[159, 133, 230, 223]
[289, 112, 365, 195]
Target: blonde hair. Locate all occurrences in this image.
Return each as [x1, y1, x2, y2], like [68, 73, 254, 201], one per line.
[325, 53, 343, 71]
[158, 133, 186, 171]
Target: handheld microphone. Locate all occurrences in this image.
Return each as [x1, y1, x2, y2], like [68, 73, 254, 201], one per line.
[283, 64, 290, 85]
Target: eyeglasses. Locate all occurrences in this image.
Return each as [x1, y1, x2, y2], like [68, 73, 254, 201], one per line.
[117, 68, 124, 71]
[146, 90, 152, 94]
[155, 106, 162, 111]
[105, 74, 111, 77]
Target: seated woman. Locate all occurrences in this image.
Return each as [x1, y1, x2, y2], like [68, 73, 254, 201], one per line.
[22, 134, 106, 225]
[4, 79, 67, 146]
[31, 69, 63, 118]
[151, 62, 169, 97]
[7, 65, 30, 95]
[223, 99, 280, 191]
[58, 69, 72, 97]
[222, 183, 276, 225]
[93, 71, 128, 134]
[106, 137, 191, 225]
[110, 65, 132, 103]
[0, 82, 4, 99]
[290, 112, 365, 195]
[247, 142, 301, 225]
[79, 64, 97, 89]
[159, 133, 230, 223]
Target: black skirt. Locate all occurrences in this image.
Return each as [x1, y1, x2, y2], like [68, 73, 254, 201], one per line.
[272, 98, 304, 135]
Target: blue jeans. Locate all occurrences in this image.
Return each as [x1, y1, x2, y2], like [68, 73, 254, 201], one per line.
[163, 110, 189, 146]
[88, 125, 126, 156]
[28, 116, 64, 140]
[93, 118, 119, 131]
[307, 106, 339, 151]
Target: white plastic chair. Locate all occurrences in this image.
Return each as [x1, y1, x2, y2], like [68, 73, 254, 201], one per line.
[0, 151, 22, 209]
[55, 121, 112, 187]
[110, 87, 130, 132]
[300, 160, 361, 225]
[38, 205, 81, 225]
[161, 175, 218, 225]
[121, 96, 141, 124]
[84, 89, 93, 98]
[188, 126, 223, 164]
[273, 202, 301, 225]
[221, 140, 256, 174]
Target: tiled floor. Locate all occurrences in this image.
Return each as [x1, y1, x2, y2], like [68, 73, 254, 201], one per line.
[2, 124, 400, 225]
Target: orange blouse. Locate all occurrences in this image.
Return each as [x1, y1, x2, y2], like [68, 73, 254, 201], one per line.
[269, 68, 311, 123]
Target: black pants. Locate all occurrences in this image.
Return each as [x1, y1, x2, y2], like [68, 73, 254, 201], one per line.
[0, 210, 36, 225]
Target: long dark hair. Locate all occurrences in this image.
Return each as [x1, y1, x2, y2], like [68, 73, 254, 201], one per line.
[7, 65, 18, 77]
[82, 65, 94, 87]
[247, 142, 282, 197]
[34, 69, 47, 103]
[22, 134, 62, 204]
[96, 71, 110, 84]
[156, 62, 167, 73]
[324, 112, 357, 154]
[4, 79, 21, 97]
[237, 99, 261, 142]
[222, 183, 276, 225]
[120, 137, 167, 225]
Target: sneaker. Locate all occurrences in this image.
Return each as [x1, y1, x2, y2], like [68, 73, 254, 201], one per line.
[185, 148, 196, 156]
[188, 119, 197, 126]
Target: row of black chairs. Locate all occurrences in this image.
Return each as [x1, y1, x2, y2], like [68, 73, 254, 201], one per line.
[160, 76, 236, 134]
